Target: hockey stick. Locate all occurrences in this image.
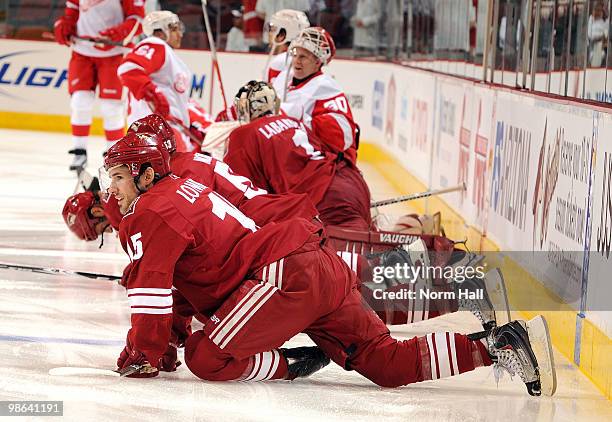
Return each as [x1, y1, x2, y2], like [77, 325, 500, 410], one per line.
[42, 32, 131, 51]
[370, 183, 466, 208]
[167, 116, 202, 147]
[49, 364, 143, 377]
[0, 262, 121, 282]
[200, 0, 228, 109]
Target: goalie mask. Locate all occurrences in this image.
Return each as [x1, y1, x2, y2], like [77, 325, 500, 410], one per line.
[289, 27, 336, 66]
[143, 11, 184, 39]
[234, 80, 281, 122]
[268, 9, 310, 45]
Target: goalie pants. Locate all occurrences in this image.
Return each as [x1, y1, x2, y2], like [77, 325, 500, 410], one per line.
[317, 161, 372, 231]
[184, 239, 492, 386]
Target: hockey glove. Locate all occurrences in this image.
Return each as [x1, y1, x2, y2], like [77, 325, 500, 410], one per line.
[142, 83, 170, 118]
[99, 19, 138, 43]
[158, 343, 182, 372]
[53, 15, 77, 46]
[117, 341, 159, 378]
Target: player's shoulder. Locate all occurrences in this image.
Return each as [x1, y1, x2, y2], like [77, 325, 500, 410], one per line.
[311, 73, 343, 99]
[270, 52, 288, 69]
[133, 36, 168, 52]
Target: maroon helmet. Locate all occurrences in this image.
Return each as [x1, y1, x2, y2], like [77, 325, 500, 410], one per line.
[62, 191, 98, 241]
[104, 131, 171, 178]
[127, 114, 177, 154]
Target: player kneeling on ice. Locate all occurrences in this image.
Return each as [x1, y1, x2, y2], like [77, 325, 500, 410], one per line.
[100, 132, 556, 396]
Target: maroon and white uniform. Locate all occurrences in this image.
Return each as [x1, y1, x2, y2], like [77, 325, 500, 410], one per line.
[118, 36, 192, 132]
[103, 151, 318, 231]
[273, 70, 358, 165]
[225, 115, 371, 230]
[118, 176, 492, 386]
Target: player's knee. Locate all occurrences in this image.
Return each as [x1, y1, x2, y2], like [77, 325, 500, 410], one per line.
[365, 371, 406, 388]
[184, 330, 233, 381]
[70, 91, 95, 124]
[100, 99, 124, 129]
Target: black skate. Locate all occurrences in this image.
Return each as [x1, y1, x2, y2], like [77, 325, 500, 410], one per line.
[482, 317, 556, 396]
[69, 148, 87, 172]
[281, 346, 330, 380]
[456, 272, 497, 330]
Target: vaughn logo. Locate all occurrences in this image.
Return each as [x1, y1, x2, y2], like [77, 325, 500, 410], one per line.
[0, 51, 68, 99]
[378, 233, 419, 244]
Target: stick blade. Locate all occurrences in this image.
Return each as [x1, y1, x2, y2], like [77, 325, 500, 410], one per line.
[526, 315, 557, 396]
[49, 367, 120, 377]
[48, 364, 143, 378]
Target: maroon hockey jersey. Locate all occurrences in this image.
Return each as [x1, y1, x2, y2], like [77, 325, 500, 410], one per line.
[224, 115, 337, 206]
[119, 175, 321, 365]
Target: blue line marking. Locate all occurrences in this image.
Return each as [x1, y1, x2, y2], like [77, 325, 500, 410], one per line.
[0, 334, 124, 347]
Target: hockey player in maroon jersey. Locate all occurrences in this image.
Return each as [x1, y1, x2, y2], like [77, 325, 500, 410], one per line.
[100, 132, 556, 397]
[62, 114, 319, 240]
[53, 0, 144, 171]
[273, 27, 359, 166]
[224, 80, 370, 231]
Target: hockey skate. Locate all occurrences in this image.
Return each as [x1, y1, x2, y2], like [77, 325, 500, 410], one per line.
[69, 148, 87, 172]
[455, 268, 510, 330]
[479, 316, 557, 396]
[281, 346, 331, 380]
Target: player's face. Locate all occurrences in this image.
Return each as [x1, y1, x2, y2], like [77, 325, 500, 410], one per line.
[167, 28, 183, 49]
[108, 165, 140, 215]
[292, 47, 321, 79]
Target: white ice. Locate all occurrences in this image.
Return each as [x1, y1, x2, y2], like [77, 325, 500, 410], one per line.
[0, 129, 610, 421]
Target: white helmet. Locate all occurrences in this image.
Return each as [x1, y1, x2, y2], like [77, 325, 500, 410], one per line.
[268, 9, 310, 45]
[234, 80, 280, 122]
[143, 11, 184, 38]
[289, 27, 336, 65]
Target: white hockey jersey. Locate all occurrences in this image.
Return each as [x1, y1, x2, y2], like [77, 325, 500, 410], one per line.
[118, 36, 192, 129]
[69, 0, 142, 58]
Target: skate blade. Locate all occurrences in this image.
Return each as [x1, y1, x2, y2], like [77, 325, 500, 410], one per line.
[526, 315, 557, 396]
[485, 268, 511, 325]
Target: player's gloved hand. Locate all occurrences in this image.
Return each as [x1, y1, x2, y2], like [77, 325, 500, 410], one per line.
[62, 191, 100, 241]
[158, 343, 182, 372]
[117, 341, 159, 378]
[142, 83, 170, 118]
[53, 15, 77, 46]
[99, 19, 138, 43]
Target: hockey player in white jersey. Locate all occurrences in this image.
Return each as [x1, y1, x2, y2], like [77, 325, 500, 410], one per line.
[263, 9, 310, 84]
[53, 0, 144, 171]
[273, 27, 359, 165]
[117, 11, 194, 151]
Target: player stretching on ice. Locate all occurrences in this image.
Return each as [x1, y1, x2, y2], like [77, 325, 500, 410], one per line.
[100, 132, 556, 396]
[53, 0, 144, 171]
[118, 11, 193, 151]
